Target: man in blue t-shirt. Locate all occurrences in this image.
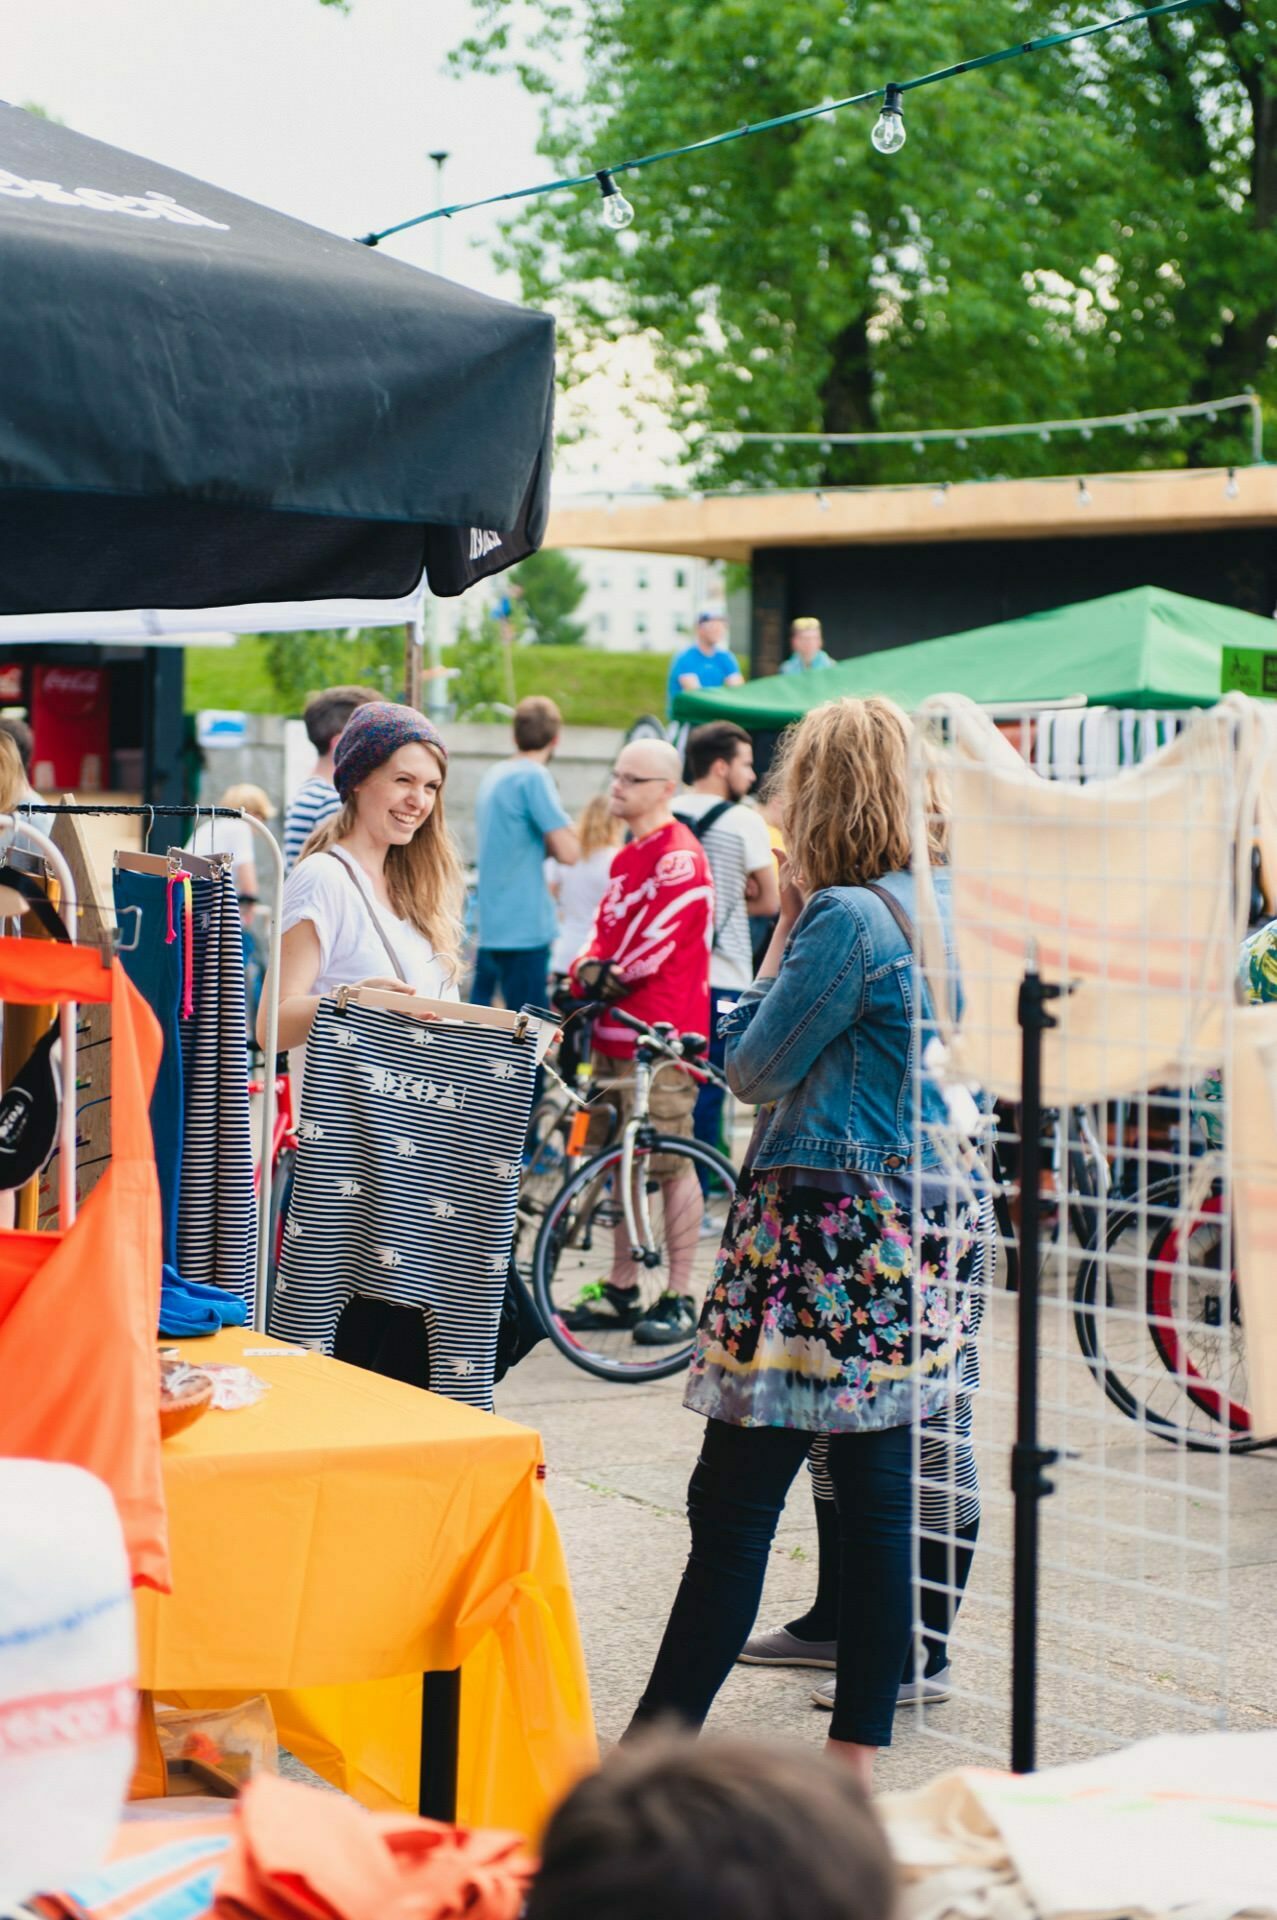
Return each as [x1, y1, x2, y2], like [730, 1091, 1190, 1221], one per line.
[666, 611, 744, 717]
[472, 695, 580, 1014]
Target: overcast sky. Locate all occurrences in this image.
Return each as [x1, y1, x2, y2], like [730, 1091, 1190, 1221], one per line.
[4, 0, 678, 489]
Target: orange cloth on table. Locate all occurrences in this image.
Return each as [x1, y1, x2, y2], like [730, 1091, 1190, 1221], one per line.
[215, 1773, 534, 1920]
[135, 1331, 595, 1837]
[0, 937, 168, 1590]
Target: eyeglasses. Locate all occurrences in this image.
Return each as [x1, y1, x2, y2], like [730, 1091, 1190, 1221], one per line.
[610, 771, 667, 788]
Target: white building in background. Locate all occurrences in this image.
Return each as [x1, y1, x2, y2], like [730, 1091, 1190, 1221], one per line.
[567, 550, 727, 654]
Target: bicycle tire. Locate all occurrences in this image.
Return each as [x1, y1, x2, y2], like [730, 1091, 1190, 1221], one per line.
[1072, 1177, 1267, 1453]
[532, 1134, 737, 1383]
[1145, 1190, 1253, 1434]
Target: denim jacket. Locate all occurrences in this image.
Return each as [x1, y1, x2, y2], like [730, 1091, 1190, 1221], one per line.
[722, 868, 953, 1176]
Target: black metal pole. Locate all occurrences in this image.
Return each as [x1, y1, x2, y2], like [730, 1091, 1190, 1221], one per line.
[1011, 963, 1064, 1776]
[419, 1667, 462, 1821]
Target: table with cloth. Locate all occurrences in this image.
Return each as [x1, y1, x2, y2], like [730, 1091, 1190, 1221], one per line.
[134, 1331, 595, 1839]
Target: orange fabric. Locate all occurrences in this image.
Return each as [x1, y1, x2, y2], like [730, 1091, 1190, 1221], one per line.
[0, 944, 168, 1590]
[215, 1774, 534, 1920]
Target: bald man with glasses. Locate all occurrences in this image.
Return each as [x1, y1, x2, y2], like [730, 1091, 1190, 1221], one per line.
[564, 740, 715, 1345]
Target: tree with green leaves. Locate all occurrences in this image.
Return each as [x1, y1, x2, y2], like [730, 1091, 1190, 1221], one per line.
[453, 0, 1276, 486]
[511, 547, 588, 644]
[262, 627, 401, 712]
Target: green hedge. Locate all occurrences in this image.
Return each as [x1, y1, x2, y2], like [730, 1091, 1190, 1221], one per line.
[185, 638, 672, 731]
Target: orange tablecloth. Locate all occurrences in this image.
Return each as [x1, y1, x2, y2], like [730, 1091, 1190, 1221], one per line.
[134, 1332, 595, 1837]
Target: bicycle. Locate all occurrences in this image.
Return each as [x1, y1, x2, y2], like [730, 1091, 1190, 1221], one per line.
[530, 1005, 737, 1383]
[1072, 1173, 1266, 1454]
[517, 1000, 620, 1253]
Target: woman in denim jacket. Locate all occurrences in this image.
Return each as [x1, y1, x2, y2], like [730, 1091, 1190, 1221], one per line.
[629, 697, 979, 1789]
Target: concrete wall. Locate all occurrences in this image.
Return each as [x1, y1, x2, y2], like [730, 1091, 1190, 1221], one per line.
[194, 713, 623, 865]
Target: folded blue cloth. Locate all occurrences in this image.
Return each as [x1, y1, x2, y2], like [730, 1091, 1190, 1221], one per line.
[158, 1267, 249, 1338]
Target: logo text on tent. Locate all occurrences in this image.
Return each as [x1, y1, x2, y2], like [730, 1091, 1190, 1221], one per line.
[0, 171, 229, 231]
[469, 529, 503, 560]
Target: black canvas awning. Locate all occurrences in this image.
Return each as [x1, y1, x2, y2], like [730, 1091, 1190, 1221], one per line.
[0, 102, 555, 615]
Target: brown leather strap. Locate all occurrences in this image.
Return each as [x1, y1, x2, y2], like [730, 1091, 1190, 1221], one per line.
[327, 849, 408, 983]
[862, 880, 915, 953]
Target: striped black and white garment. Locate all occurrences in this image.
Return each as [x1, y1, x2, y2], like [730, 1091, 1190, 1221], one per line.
[176, 868, 257, 1312]
[269, 995, 538, 1411]
[283, 778, 342, 872]
[808, 1200, 989, 1534]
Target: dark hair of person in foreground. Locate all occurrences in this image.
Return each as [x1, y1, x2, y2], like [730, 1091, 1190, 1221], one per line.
[524, 1732, 899, 1920]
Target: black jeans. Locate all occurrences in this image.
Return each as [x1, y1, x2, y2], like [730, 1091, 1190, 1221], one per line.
[630, 1418, 914, 1748]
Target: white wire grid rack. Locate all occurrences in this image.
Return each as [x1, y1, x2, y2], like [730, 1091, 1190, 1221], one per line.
[902, 698, 1259, 1771]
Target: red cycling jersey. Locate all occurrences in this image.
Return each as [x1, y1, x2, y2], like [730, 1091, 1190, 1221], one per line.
[572, 819, 713, 1058]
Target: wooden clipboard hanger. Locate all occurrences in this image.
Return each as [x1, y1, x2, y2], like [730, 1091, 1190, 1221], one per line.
[332, 986, 555, 1062]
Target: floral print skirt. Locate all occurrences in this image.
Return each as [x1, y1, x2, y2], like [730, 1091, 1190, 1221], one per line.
[684, 1171, 980, 1433]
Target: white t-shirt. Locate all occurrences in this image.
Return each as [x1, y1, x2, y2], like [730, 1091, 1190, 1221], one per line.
[672, 793, 774, 992]
[186, 816, 260, 874]
[282, 846, 459, 1003]
[547, 845, 617, 975]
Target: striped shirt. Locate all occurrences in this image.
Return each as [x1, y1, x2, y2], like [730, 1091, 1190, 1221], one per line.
[284, 776, 341, 873]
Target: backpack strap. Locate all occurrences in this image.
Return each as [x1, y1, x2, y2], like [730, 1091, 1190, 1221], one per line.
[676, 799, 735, 843]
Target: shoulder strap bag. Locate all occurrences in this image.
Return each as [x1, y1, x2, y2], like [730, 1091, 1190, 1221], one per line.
[327, 849, 408, 984]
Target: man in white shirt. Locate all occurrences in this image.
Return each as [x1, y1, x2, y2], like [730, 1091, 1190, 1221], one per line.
[673, 721, 780, 1167]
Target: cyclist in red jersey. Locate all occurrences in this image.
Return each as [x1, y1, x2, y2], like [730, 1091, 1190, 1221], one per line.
[567, 739, 714, 1344]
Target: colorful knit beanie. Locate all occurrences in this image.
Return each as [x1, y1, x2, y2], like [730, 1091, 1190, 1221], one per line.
[332, 703, 449, 801]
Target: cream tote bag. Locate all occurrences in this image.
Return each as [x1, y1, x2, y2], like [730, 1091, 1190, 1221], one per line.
[912, 694, 1262, 1106]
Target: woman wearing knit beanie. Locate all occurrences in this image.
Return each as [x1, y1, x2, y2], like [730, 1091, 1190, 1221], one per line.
[257, 703, 466, 1382]
[257, 701, 463, 1064]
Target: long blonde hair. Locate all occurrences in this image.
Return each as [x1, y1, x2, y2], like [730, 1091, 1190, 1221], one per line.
[576, 792, 623, 858]
[776, 696, 947, 892]
[0, 733, 25, 815]
[298, 759, 465, 976]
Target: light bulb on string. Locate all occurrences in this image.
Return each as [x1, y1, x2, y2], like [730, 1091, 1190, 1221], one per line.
[931, 482, 948, 507]
[912, 440, 925, 455]
[1077, 478, 1092, 507]
[955, 435, 968, 451]
[816, 490, 831, 512]
[1226, 467, 1239, 500]
[871, 84, 907, 155]
[595, 169, 635, 232]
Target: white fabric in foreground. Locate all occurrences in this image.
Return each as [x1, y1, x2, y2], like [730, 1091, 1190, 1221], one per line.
[912, 695, 1260, 1104]
[0, 1460, 136, 1904]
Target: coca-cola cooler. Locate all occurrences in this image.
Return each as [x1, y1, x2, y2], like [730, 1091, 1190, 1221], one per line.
[30, 664, 110, 792]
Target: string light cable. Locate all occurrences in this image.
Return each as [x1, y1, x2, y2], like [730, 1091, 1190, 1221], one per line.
[359, 0, 1214, 245]
[554, 464, 1256, 509]
[709, 395, 1265, 466]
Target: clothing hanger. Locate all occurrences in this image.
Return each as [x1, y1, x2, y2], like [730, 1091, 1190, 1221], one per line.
[333, 986, 556, 1063]
[114, 847, 191, 880]
[166, 844, 223, 882]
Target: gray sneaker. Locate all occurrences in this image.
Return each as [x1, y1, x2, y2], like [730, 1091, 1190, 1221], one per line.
[738, 1625, 837, 1670]
[811, 1664, 952, 1711]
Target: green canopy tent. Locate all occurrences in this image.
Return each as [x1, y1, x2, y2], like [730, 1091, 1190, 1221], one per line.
[672, 585, 1268, 725]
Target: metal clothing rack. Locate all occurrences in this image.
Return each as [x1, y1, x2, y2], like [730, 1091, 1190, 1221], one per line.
[20, 803, 283, 1329]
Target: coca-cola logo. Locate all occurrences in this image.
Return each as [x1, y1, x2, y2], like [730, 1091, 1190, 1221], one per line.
[40, 670, 101, 699]
[0, 667, 22, 700]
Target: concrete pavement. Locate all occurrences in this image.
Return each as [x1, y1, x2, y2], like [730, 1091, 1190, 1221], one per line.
[496, 1289, 1277, 1790]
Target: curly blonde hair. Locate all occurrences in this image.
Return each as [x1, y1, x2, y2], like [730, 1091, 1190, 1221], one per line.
[298, 755, 464, 980]
[576, 792, 624, 858]
[776, 696, 947, 892]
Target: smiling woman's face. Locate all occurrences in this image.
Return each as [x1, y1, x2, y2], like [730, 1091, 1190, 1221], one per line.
[353, 741, 445, 845]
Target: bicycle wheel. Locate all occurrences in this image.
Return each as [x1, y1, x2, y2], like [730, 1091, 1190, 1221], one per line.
[1064, 1108, 1108, 1251]
[1072, 1177, 1265, 1452]
[1145, 1191, 1253, 1435]
[532, 1134, 737, 1382]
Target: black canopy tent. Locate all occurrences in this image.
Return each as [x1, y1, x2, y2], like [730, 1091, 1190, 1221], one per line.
[0, 102, 555, 619]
